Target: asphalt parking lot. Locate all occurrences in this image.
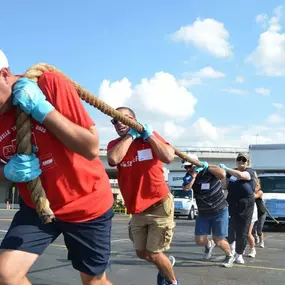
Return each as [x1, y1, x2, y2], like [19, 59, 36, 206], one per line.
[0, 210, 285, 285]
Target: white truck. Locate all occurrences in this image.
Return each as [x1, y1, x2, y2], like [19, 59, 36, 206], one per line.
[249, 144, 285, 224]
[168, 171, 198, 220]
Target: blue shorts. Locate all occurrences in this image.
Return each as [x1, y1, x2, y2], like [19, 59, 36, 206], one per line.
[0, 204, 114, 276]
[195, 207, 229, 238]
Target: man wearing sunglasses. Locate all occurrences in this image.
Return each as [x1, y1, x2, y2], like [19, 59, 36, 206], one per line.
[220, 152, 255, 264]
[182, 157, 235, 268]
[107, 107, 180, 285]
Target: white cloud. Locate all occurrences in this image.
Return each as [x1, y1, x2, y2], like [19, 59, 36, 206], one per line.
[256, 13, 268, 24]
[194, 66, 225, 78]
[193, 117, 219, 141]
[272, 103, 284, 110]
[247, 6, 285, 76]
[98, 78, 133, 108]
[163, 121, 186, 139]
[171, 18, 233, 57]
[267, 113, 285, 124]
[255, 88, 271, 96]
[179, 66, 225, 87]
[134, 72, 197, 121]
[221, 88, 248, 95]
[235, 76, 244, 83]
[178, 77, 202, 88]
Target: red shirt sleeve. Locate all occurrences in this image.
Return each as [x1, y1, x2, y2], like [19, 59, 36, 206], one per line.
[37, 71, 94, 129]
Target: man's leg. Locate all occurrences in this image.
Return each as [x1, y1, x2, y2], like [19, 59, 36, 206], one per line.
[146, 193, 179, 284]
[136, 250, 176, 282]
[210, 208, 235, 267]
[194, 215, 214, 260]
[61, 207, 114, 285]
[0, 205, 60, 285]
[0, 250, 37, 285]
[211, 208, 231, 255]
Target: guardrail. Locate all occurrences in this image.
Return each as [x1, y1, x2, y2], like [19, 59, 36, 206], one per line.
[100, 146, 247, 153]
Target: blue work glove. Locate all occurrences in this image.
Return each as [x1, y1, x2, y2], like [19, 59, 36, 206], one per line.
[127, 128, 141, 140]
[194, 161, 209, 173]
[182, 173, 193, 186]
[142, 123, 153, 141]
[12, 78, 55, 123]
[219, 163, 229, 171]
[4, 153, 42, 183]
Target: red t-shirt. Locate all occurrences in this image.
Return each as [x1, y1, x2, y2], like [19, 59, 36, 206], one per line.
[0, 72, 113, 222]
[107, 133, 170, 214]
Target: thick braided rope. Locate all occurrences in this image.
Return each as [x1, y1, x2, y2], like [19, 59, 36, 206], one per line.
[22, 63, 282, 225]
[16, 108, 54, 224]
[24, 63, 204, 166]
[16, 63, 204, 223]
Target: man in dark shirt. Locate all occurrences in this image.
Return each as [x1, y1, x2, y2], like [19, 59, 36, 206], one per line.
[182, 156, 235, 268]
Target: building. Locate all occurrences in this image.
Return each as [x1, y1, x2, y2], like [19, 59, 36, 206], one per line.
[0, 146, 247, 207]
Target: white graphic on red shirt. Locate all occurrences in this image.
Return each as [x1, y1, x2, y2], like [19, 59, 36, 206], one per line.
[0, 125, 56, 171]
[120, 156, 139, 167]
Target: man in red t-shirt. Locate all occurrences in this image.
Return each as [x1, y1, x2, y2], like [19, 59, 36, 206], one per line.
[107, 107, 180, 285]
[0, 50, 114, 285]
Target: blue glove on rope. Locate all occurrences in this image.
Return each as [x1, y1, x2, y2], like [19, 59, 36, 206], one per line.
[127, 128, 141, 140]
[13, 78, 55, 123]
[4, 153, 42, 183]
[194, 161, 209, 173]
[142, 123, 153, 141]
[219, 163, 229, 171]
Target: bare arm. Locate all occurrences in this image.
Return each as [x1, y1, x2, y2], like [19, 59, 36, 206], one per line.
[147, 136, 175, 164]
[255, 190, 263, 199]
[208, 166, 226, 180]
[107, 135, 133, 166]
[226, 168, 251, 180]
[44, 110, 99, 161]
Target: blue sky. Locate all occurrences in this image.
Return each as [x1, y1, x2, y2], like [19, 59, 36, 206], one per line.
[2, 1, 285, 147]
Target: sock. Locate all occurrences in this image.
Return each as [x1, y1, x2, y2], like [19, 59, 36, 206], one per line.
[206, 240, 211, 248]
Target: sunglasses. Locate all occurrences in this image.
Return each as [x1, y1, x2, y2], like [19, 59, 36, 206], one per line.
[111, 116, 134, 125]
[237, 157, 247, 163]
[111, 119, 118, 125]
[184, 165, 193, 169]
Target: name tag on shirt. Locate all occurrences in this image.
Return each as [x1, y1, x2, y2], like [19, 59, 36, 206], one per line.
[229, 175, 238, 182]
[137, 149, 153, 161]
[201, 183, 210, 190]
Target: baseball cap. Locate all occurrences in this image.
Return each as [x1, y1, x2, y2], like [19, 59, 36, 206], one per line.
[0, 50, 9, 70]
[181, 153, 199, 167]
[237, 152, 249, 161]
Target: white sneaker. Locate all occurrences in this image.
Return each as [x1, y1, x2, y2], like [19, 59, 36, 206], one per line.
[248, 248, 256, 258]
[235, 254, 245, 264]
[204, 240, 215, 260]
[169, 255, 176, 266]
[259, 240, 265, 248]
[230, 241, 236, 255]
[222, 255, 235, 268]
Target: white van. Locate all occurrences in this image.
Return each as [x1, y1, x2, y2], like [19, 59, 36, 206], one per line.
[171, 188, 198, 220]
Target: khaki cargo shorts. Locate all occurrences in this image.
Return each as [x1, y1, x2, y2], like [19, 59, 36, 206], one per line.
[128, 192, 175, 253]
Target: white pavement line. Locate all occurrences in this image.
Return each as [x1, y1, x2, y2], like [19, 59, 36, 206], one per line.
[111, 239, 130, 243]
[0, 230, 7, 233]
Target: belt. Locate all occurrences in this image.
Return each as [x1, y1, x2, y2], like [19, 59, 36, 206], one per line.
[145, 195, 169, 212]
